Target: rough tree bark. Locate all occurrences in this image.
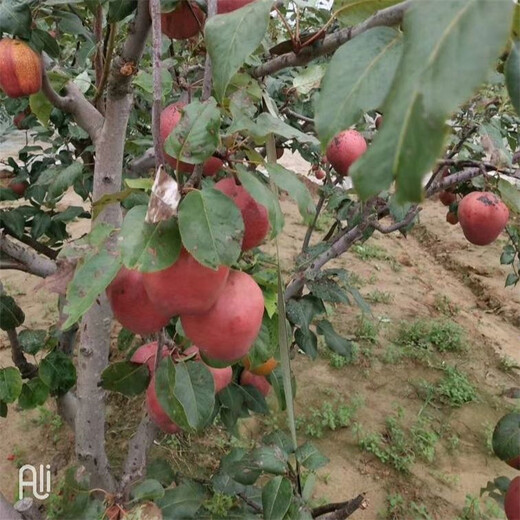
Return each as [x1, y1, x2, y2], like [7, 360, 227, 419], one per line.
[73, 0, 151, 492]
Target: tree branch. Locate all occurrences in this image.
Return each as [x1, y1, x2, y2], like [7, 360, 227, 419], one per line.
[41, 67, 104, 144]
[184, 0, 217, 190]
[119, 416, 158, 500]
[313, 494, 367, 519]
[6, 329, 38, 379]
[127, 147, 156, 177]
[150, 0, 165, 168]
[253, 0, 412, 78]
[0, 233, 57, 278]
[370, 205, 420, 234]
[107, 0, 151, 99]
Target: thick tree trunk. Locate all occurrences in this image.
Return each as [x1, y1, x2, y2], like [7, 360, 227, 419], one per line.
[0, 493, 23, 520]
[74, 0, 151, 492]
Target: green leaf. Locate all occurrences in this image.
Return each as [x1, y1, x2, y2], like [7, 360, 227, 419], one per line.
[250, 446, 288, 475]
[1, 209, 25, 238]
[117, 329, 135, 351]
[155, 358, 215, 431]
[108, 0, 138, 22]
[295, 442, 329, 470]
[351, 0, 514, 202]
[307, 276, 350, 303]
[292, 64, 325, 95]
[334, 0, 401, 26]
[120, 205, 181, 272]
[263, 430, 295, 455]
[100, 361, 150, 396]
[294, 328, 318, 359]
[505, 272, 519, 288]
[266, 164, 315, 224]
[18, 329, 46, 355]
[286, 296, 325, 330]
[18, 378, 49, 410]
[505, 40, 520, 116]
[261, 476, 292, 520]
[39, 350, 76, 396]
[236, 166, 284, 238]
[29, 91, 53, 126]
[62, 250, 122, 330]
[0, 401, 6, 418]
[147, 459, 176, 487]
[315, 27, 403, 147]
[165, 98, 221, 164]
[0, 367, 22, 403]
[238, 383, 269, 414]
[53, 206, 86, 222]
[206, 0, 273, 101]
[133, 69, 173, 98]
[253, 113, 319, 145]
[31, 212, 52, 239]
[0, 0, 31, 38]
[47, 163, 84, 200]
[156, 481, 206, 519]
[498, 179, 520, 214]
[0, 295, 25, 331]
[130, 479, 165, 502]
[178, 188, 243, 269]
[316, 320, 355, 360]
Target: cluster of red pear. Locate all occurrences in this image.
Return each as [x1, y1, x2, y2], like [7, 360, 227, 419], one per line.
[160, 0, 256, 40]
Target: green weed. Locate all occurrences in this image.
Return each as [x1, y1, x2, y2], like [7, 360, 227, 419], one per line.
[434, 294, 460, 317]
[379, 493, 434, 520]
[365, 290, 393, 304]
[437, 366, 477, 407]
[498, 355, 520, 373]
[352, 244, 402, 272]
[296, 396, 363, 439]
[396, 319, 466, 354]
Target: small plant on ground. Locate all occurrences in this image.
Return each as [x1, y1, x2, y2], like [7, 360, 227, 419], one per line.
[497, 355, 520, 373]
[379, 493, 435, 520]
[396, 319, 466, 354]
[437, 366, 477, 407]
[434, 294, 460, 317]
[365, 290, 393, 304]
[354, 316, 379, 344]
[297, 396, 363, 438]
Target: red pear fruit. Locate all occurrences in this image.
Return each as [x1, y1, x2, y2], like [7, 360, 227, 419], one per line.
[107, 267, 170, 336]
[181, 270, 264, 363]
[143, 248, 229, 317]
[0, 39, 42, 98]
[161, 2, 205, 40]
[240, 370, 271, 396]
[146, 375, 181, 434]
[214, 177, 269, 250]
[326, 129, 367, 176]
[458, 192, 509, 246]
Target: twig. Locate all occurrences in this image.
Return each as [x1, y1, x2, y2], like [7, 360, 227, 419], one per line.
[150, 0, 165, 167]
[6, 329, 38, 379]
[41, 66, 104, 143]
[0, 233, 57, 278]
[238, 492, 263, 514]
[253, 0, 412, 77]
[184, 0, 217, 190]
[92, 23, 118, 108]
[302, 191, 326, 252]
[312, 494, 367, 519]
[370, 205, 420, 233]
[2, 230, 58, 260]
[283, 108, 314, 124]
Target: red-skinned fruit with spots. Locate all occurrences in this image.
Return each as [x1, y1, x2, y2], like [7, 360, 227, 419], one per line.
[215, 177, 269, 250]
[0, 39, 42, 98]
[106, 267, 170, 336]
[458, 192, 509, 246]
[181, 270, 264, 363]
[143, 248, 229, 317]
[326, 129, 367, 176]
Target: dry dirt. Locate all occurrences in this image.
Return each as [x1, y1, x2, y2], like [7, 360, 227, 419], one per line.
[1, 143, 519, 519]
